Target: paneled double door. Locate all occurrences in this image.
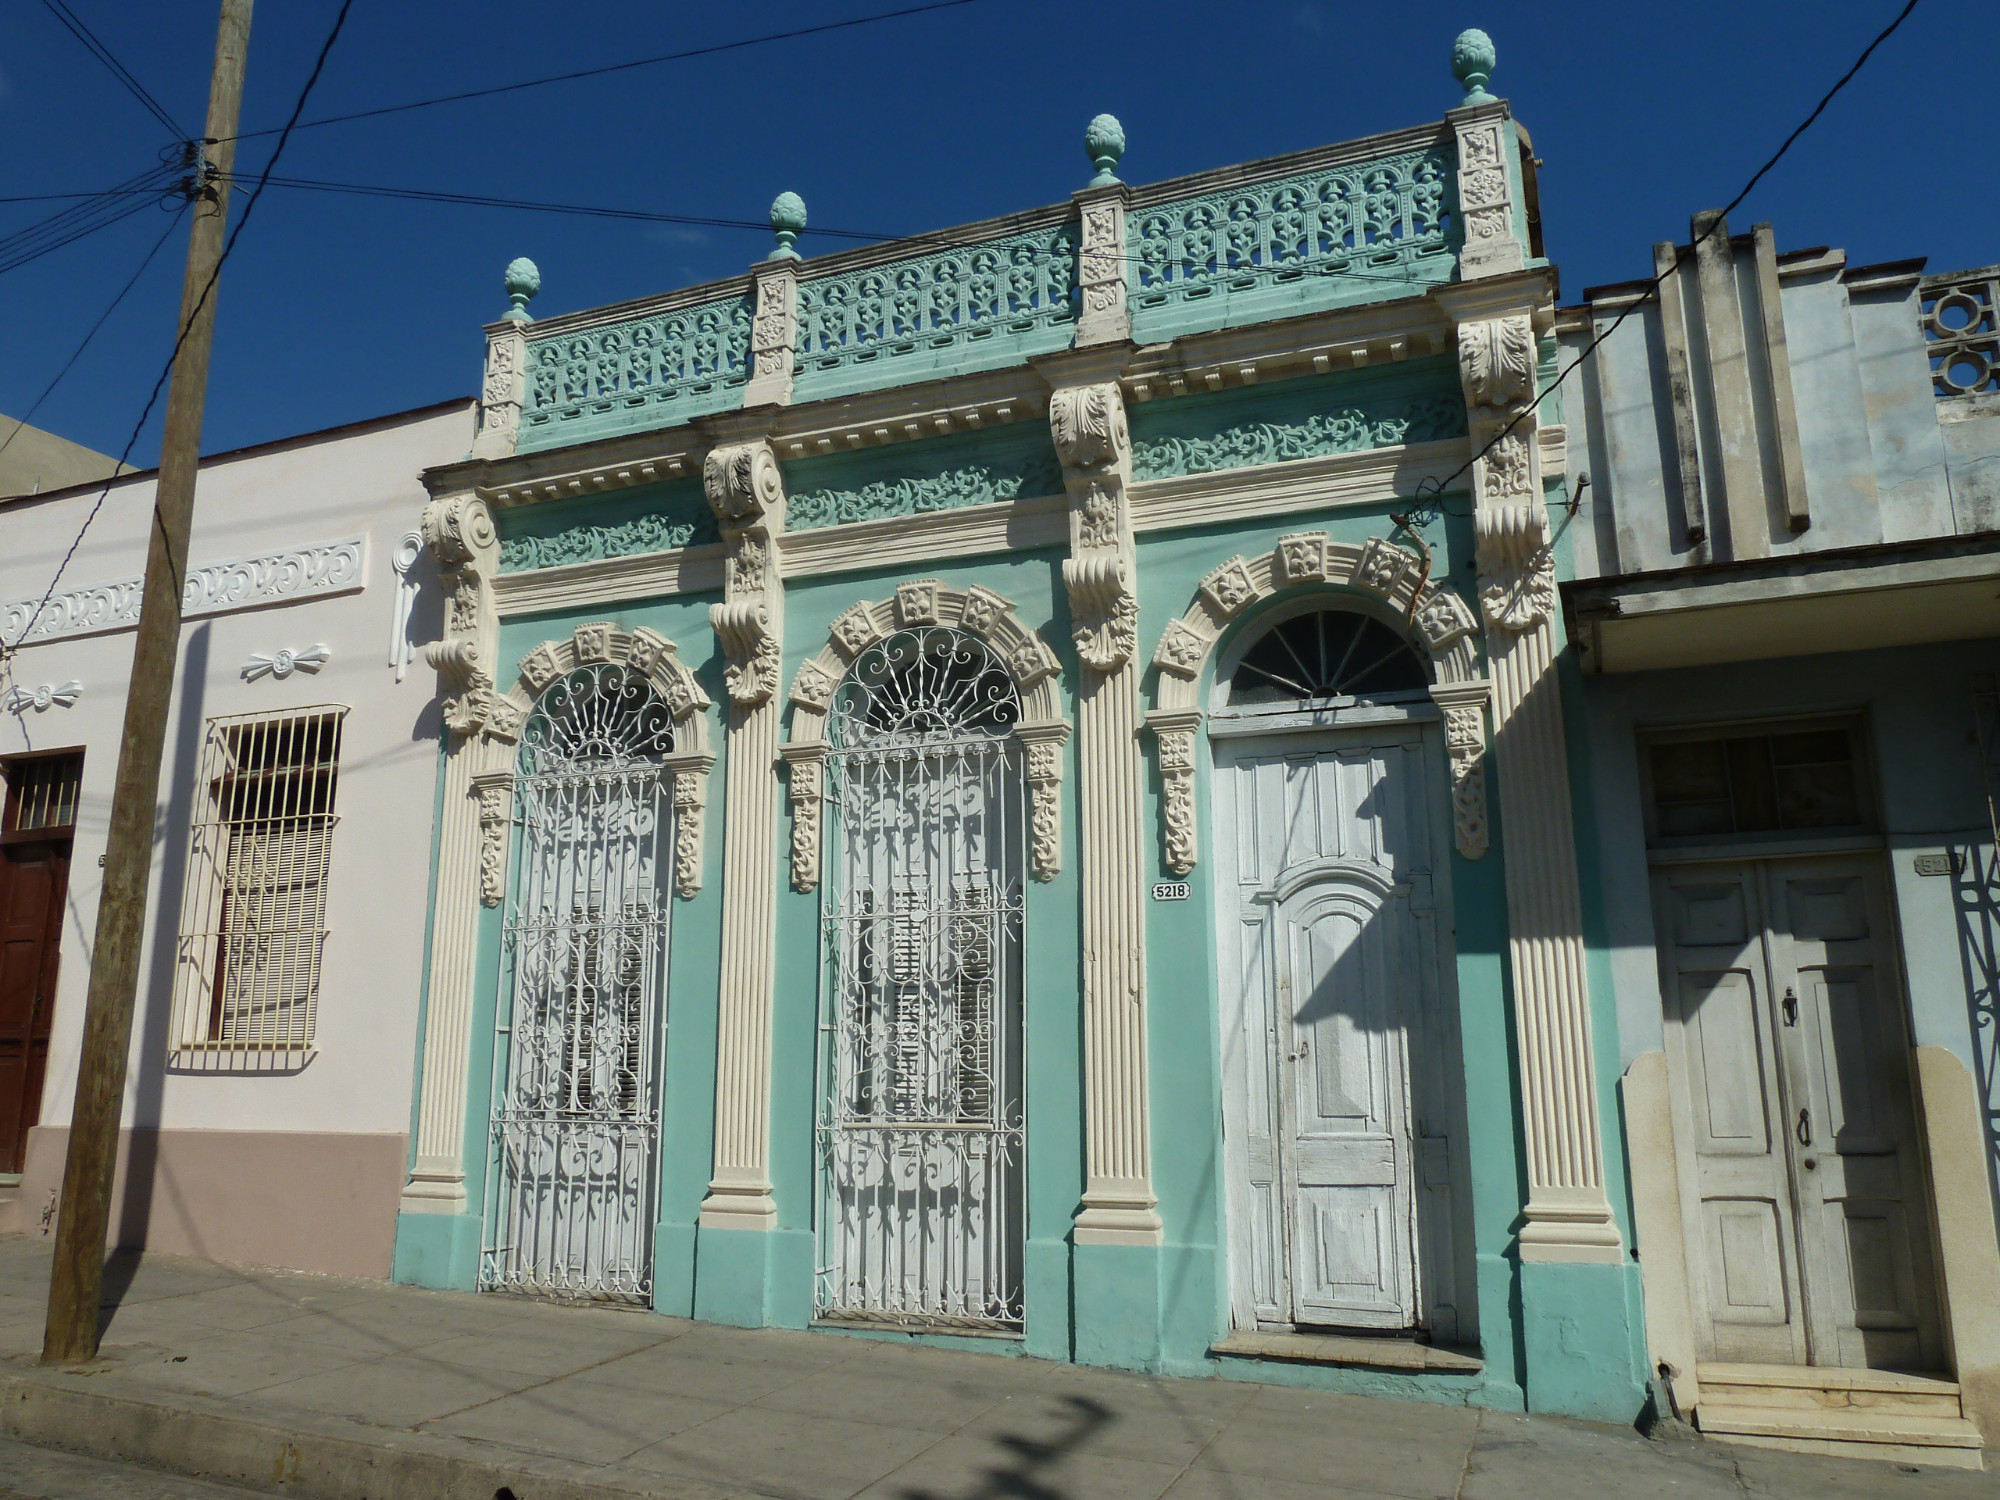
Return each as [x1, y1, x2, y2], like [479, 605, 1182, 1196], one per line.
[1216, 723, 1473, 1342]
[1655, 855, 1945, 1373]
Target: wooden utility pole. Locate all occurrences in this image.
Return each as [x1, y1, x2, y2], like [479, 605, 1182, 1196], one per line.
[42, 0, 254, 1365]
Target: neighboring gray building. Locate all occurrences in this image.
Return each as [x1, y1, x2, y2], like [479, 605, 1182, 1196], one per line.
[0, 416, 127, 499]
[1562, 221, 2000, 1464]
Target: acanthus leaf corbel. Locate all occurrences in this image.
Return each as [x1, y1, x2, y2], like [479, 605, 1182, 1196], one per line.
[1050, 382, 1137, 674]
[469, 769, 514, 906]
[1144, 707, 1203, 876]
[704, 441, 787, 707]
[1428, 680, 1492, 860]
[1457, 314, 1555, 633]
[664, 749, 717, 898]
[420, 492, 501, 739]
[781, 740, 828, 891]
[1013, 720, 1071, 882]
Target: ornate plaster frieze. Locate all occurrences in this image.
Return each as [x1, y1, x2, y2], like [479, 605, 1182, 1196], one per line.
[2, 536, 366, 649]
[1429, 681, 1492, 861]
[2, 680, 80, 713]
[743, 239, 799, 407]
[1129, 392, 1465, 482]
[469, 770, 514, 907]
[241, 644, 330, 682]
[785, 581, 1068, 890]
[487, 620, 715, 904]
[787, 451, 1063, 532]
[1147, 530, 1486, 869]
[1075, 178, 1131, 348]
[498, 504, 717, 573]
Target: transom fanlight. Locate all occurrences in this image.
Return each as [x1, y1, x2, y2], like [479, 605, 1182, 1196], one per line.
[519, 663, 674, 773]
[1229, 607, 1428, 707]
[828, 629, 1021, 748]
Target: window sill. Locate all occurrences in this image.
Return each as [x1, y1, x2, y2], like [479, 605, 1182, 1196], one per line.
[1210, 1329, 1483, 1374]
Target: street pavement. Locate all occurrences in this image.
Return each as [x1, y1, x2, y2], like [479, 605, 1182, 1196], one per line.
[0, 1438, 273, 1499]
[0, 1235, 1984, 1499]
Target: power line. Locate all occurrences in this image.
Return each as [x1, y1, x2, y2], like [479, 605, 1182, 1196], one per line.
[39, 0, 186, 141]
[0, 162, 183, 277]
[5, 0, 357, 659]
[1403, 0, 1923, 524]
[0, 204, 188, 471]
[239, 173, 899, 243]
[224, 0, 981, 142]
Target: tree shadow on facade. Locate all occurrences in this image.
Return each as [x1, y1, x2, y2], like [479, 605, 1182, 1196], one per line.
[1947, 840, 2000, 1247]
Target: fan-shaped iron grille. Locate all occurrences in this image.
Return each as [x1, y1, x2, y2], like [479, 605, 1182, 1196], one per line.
[828, 629, 1020, 748]
[484, 663, 675, 1304]
[1229, 607, 1428, 707]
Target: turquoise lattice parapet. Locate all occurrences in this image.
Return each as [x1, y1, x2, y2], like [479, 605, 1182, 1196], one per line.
[517, 290, 755, 453]
[1129, 141, 1457, 345]
[792, 219, 1079, 403]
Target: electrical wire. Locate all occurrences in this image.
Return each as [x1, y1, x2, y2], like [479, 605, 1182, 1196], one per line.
[39, 0, 186, 141]
[0, 203, 188, 469]
[223, 0, 982, 142]
[1400, 0, 1924, 525]
[0, 161, 183, 276]
[5, 0, 358, 659]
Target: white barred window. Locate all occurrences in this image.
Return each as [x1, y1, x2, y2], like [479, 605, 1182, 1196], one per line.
[169, 709, 345, 1067]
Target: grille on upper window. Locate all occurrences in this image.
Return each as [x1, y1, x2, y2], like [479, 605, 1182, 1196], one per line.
[1228, 608, 1428, 707]
[1646, 721, 1869, 842]
[3, 755, 81, 838]
[168, 710, 344, 1067]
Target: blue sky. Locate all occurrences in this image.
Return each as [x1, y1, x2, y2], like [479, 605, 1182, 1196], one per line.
[1, 0, 1990, 463]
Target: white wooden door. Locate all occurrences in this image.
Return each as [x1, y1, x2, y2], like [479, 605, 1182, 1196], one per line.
[1217, 724, 1463, 1337]
[1655, 856, 1944, 1370]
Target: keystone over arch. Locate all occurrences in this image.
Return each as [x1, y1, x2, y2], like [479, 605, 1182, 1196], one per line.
[783, 579, 1070, 890]
[1146, 531, 1491, 874]
[472, 621, 717, 905]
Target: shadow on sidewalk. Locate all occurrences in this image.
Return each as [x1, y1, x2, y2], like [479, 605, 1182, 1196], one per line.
[897, 1394, 1112, 1500]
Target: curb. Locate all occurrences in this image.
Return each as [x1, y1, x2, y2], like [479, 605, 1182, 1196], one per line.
[0, 1366, 751, 1500]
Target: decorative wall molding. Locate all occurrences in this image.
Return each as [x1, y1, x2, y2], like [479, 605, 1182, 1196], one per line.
[1074, 178, 1131, 349]
[1450, 299, 1621, 1263]
[498, 504, 717, 573]
[1145, 531, 1485, 870]
[1449, 99, 1525, 280]
[2, 536, 366, 648]
[784, 581, 1068, 889]
[700, 438, 788, 1232]
[470, 770, 513, 908]
[241, 644, 330, 682]
[1430, 681, 1492, 860]
[472, 264, 535, 460]
[389, 530, 422, 681]
[743, 246, 799, 407]
[421, 497, 500, 740]
[2, 680, 80, 713]
[1051, 383, 1138, 674]
[787, 451, 1063, 532]
[1130, 392, 1465, 481]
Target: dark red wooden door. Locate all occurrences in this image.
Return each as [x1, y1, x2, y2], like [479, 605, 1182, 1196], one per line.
[0, 837, 67, 1173]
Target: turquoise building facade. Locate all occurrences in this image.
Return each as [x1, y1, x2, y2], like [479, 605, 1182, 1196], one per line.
[391, 33, 1655, 1426]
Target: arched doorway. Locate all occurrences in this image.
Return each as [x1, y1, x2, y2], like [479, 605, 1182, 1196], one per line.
[482, 661, 676, 1303]
[817, 627, 1028, 1330]
[1210, 598, 1474, 1344]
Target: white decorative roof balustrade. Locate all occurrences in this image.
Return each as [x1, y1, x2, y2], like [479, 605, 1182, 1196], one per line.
[1922, 266, 1999, 399]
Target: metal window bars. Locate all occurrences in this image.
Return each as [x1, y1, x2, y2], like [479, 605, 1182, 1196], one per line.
[168, 709, 345, 1070]
[482, 664, 673, 1304]
[817, 630, 1027, 1331]
[3, 755, 82, 835]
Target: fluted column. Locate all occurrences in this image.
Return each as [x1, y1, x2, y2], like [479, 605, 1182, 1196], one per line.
[1453, 308, 1622, 1263]
[1050, 379, 1159, 1245]
[403, 492, 504, 1215]
[699, 441, 787, 1230]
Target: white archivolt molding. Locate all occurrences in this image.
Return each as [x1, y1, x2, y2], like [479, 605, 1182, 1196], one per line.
[1144, 531, 1488, 873]
[700, 439, 788, 1233]
[784, 580, 1066, 891]
[1454, 301, 1622, 1263]
[1, 536, 367, 647]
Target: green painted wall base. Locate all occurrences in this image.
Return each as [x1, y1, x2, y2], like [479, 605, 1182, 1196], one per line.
[1519, 1259, 1648, 1423]
[1022, 1238, 1073, 1362]
[1158, 1243, 1222, 1378]
[391, 1211, 480, 1291]
[1073, 1240, 1163, 1371]
[692, 1224, 814, 1328]
[653, 1222, 696, 1318]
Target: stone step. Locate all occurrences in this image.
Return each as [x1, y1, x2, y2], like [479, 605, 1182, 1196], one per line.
[1698, 1400, 1985, 1470]
[1697, 1361, 1963, 1417]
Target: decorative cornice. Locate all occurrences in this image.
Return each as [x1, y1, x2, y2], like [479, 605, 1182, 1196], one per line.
[1130, 392, 1465, 481]
[2, 536, 366, 648]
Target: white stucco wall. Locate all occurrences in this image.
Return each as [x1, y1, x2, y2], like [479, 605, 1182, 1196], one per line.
[0, 399, 472, 1143]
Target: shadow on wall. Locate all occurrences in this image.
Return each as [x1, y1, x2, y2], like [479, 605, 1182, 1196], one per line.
[1948, 841, 2000, 1249]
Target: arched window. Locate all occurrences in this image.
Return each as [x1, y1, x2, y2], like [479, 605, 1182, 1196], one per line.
[818, 628, 1027, 1330]
[484, 661, 675, 1304]
[1227, 605, 1429, 708]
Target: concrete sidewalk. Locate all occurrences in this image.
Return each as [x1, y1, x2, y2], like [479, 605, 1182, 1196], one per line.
[0, 1238, 1983, 1500]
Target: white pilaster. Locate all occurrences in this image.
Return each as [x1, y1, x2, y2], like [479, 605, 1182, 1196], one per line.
[1073, 187, 1130, 349]
[700, 440, 788, 1231]
[743, 260, 799, 408]
[1050, 379, 1159, 1245]
[1451, 305, 1622, 1263]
